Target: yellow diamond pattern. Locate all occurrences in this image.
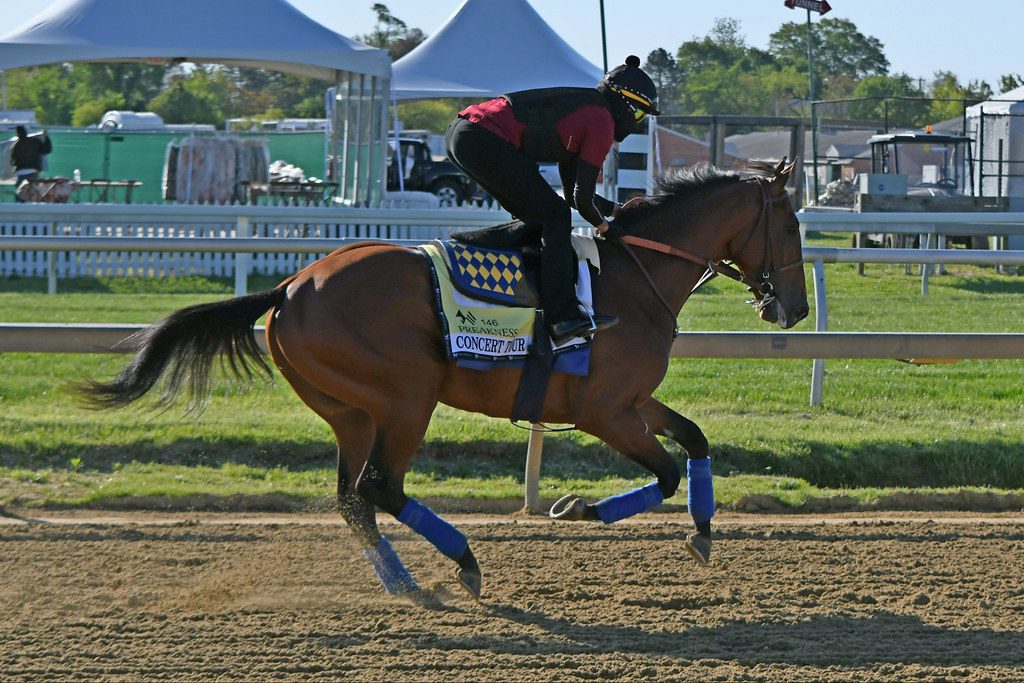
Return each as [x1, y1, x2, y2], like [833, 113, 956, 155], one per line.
[452, 244, 522, 297]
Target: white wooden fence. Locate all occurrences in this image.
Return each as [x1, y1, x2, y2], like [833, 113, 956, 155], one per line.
[0, 203, 522, 280]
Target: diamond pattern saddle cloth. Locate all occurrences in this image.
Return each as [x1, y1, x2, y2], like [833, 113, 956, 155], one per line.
[440, 239, 539, 307]
[418, 237, 600, 375]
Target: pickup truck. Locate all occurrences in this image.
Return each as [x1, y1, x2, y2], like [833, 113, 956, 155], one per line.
[386, 138, 479, 206]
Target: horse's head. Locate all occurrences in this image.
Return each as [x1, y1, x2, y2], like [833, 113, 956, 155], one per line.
[728, 159, 808, 329]
[614, 160, 808, 331]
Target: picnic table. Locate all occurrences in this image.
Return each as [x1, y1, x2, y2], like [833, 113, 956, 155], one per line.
[2, 178, 142, 204]
[243, 181, 339, 205]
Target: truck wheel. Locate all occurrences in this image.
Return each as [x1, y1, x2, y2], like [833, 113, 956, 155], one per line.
[432, 180, 463, 207]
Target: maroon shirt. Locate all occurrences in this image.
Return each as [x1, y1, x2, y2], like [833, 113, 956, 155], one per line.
[459, 98, 614, 167]
[459, 97, 617, 227]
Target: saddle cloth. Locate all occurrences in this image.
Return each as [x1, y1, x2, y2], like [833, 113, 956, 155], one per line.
[419, 237, 601, 375]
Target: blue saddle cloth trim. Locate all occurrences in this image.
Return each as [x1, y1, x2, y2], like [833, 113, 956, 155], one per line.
[456, 351, 590, 376]
[441, 239, 526, 306]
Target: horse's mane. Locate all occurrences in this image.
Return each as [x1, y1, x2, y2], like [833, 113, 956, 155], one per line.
[614, 160, 776, 229]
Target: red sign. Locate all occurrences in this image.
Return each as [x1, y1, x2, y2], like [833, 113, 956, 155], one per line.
[784, 0, 832, 14]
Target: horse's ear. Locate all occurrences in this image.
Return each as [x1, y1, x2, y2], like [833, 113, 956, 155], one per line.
[772, 157, 798, 189]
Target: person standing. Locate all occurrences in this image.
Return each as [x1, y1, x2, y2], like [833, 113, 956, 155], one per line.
[11, 125, 52, 202]
[445, 56, 659, 345]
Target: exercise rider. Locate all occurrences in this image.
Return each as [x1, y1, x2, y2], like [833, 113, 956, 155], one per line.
[445, 55, 660, 346]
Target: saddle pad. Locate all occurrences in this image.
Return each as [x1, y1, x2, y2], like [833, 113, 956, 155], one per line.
[440, 239, 528, 306]
[419, 242, 590, 376]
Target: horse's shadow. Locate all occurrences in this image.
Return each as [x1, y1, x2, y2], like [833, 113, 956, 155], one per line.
[441, 603, 1024, 667]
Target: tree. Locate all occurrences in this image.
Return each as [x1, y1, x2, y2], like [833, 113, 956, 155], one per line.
[18, 66, 76, 124]
[769, 18, 889, 98]
[643, 49, 681, 115]
[676, 18, 767, 83]
[998, 74, 1024, 95]
[928, 71, 992, 122]
[148, 77, 221, 126]
[848, 74, 928, 128]
[389, 29, 426, 61]
[396, 100, 464, 134]
[756, 64, 808, 116]
[72, 91, 125, 127]
[219, 67, 326, 118]
[72, 63, 168, 112]
[673, 18, 776, 114]
[356, 3, 426, 60]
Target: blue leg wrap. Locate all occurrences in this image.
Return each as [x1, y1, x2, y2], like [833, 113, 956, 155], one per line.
[363, 536, 418, 594]
[593, 481, 664, 524]
[687, 456, 715, 523]
[397, 498, 469, 562]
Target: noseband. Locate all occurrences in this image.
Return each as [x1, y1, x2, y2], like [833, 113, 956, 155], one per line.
[618, 176, 804, 332]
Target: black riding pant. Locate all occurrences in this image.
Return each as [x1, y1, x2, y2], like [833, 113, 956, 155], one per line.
[445, 117, 579, 325]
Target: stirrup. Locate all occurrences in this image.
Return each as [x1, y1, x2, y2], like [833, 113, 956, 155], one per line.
[550, 314, 617, 346]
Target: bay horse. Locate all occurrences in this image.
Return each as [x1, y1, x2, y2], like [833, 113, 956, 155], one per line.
[79, 159, 808, 599]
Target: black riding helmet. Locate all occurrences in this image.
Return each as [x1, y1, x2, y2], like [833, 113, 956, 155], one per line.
[597, 55, 660, 142]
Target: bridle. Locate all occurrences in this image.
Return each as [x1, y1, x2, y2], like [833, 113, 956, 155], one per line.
[618, 177, 804, 335]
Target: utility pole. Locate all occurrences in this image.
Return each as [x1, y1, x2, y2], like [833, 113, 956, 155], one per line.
[782, 0, 832, 101]
[599, 0, 608, 73]
[805, 9, 814, 101]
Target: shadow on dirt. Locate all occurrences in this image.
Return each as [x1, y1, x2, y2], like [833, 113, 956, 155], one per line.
[472, 606, 1024, 667]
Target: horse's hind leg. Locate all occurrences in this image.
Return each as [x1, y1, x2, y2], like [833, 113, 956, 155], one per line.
[267, 335, 417, 593]
[355, 404, 483, 599]
[326, 414, 417, 595]
[639, 398, 714, 566]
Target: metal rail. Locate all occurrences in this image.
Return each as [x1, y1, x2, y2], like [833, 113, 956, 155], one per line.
[2, 324, 1021, 359]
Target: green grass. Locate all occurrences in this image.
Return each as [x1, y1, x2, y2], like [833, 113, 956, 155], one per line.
[2, 236, 1023, 511]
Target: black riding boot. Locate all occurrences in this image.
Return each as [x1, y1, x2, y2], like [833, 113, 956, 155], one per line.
[541, 215, 617, 345]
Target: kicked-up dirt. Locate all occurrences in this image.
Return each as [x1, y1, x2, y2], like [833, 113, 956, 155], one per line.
[1, 510, 1023, 681]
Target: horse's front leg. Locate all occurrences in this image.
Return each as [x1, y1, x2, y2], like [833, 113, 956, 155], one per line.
[552, 408, 681, 525]
[639, 398, 714, 566]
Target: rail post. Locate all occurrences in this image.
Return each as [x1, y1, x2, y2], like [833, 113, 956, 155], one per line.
[810, 259, 827, 406]
[47, 220, 58, 294]
[234, 215, 251, 296]
[524, 426, 544, 514]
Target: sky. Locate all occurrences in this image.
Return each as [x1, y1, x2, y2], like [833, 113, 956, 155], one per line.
[0, 0, 1020, 93]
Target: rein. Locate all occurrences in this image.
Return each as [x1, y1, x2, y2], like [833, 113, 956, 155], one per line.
[618, 177, 802, 333]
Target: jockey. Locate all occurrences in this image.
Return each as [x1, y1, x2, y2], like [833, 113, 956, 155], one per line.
[445, 55, 660, 346]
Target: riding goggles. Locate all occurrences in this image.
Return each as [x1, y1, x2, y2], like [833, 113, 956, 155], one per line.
[609, 84, 658, 122]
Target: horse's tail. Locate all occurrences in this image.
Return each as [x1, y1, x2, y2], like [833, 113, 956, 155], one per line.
[77, 287, 288, 411]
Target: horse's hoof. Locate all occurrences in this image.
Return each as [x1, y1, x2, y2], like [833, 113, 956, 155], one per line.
[685, 531, 712, 566]
[550, 494, 591, 520]
[456, 567, 482, 600]
[456, 548, 482, 600]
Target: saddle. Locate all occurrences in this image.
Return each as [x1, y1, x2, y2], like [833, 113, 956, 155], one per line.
[446, 218, 601, 308]
[419, 224, 601, 423]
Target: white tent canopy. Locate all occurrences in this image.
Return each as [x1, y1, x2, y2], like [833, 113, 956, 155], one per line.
[392, 0, 603, 101]
[0, 0, 391, 81]
[0, 0, 392, 205]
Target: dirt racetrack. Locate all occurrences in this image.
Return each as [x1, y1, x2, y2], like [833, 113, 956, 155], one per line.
[2, 510, 1023, 681]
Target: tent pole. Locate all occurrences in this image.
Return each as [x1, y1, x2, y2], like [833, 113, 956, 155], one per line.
[392, 91, 403, 193]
